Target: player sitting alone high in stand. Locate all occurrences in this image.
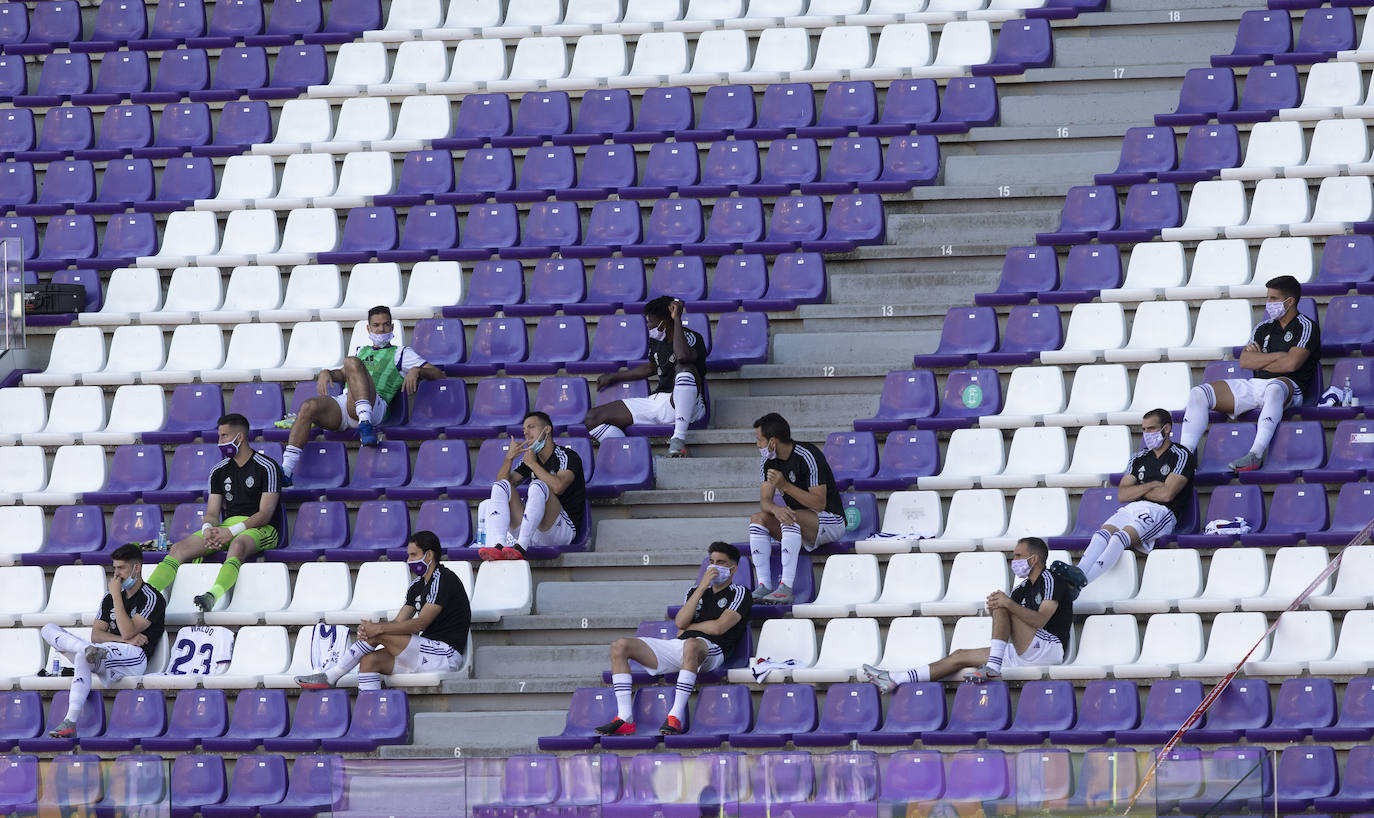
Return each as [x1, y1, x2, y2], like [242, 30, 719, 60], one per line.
[280, 306, 443, 482]
[863, 537, 1071, 687]
[475, 411, 588, 562]
[144, 413, 283, 613]
[596, 542, 751, 736]
[1180, 275, 1320, 473]
[42, 544, 166, 737]
[583, 297, 707, 458]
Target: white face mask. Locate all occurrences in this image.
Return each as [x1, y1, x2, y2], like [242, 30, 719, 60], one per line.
[1011, 558, 1032, 579]
[1264, 299, 1289, 321]
[709, 564, 731, 585]
[759, 444, 775, 460]
[648, 326, 666, 342]
[369, 331, 393, 347]
[1142, 430, 1165, 451]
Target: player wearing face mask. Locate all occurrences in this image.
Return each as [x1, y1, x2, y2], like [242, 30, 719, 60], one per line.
[297, 531, 470, 691]
[583, 296, 708, 458]
[863, 537, 1072, 689]
[145, 413, 284, 612]
[278, 305, 444, 484]
[596, 542, 751, 737]
[1180, 275, 1320, 472]
[476, 411, 587, 562]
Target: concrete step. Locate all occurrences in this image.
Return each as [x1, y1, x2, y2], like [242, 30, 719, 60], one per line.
[708, 393, 880, 428]
[769, 330, 928, 367]
[594, 516, 749, 550]
[652, 456, 766, 490]
[1000, 89, 1181, 128]
[1052, 32, 1238, 70]
[885, 210, 1058, 249]
[473, 644, 608, 680]
[941, 151, 1119, 188]
[407, 711, 567, 757]
[535, 579, 692, 617]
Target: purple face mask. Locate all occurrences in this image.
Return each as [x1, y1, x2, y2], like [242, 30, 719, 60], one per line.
[407, 555, 429, 577]
[218, 434, 240, 460]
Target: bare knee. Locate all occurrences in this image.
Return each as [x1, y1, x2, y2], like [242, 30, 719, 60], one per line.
[343, 356, 365, 375]
[610, 638, 632, 660]
[227, 539, 254, 560]
[750, 512, 770, 526]
[360, 652, 384, 673]
[681, 639, 705, 667]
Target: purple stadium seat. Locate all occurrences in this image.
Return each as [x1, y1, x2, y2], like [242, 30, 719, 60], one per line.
[739, 83, 815, 140]
[923, 681, 1011, 746]
[280, 440, 348, 501]
[35, 753, 103, 812]
[315, 205, 399, 265]
[377, 204, 459, 263]
[616, 86, 693, 144]
[681, 139, 759, 198]
[661, 685, 752, 751]
[555, 88, 632, 146]
[322, 691, 407, 751]
[449, 438, 517, 499]
[1249, 677, 1335, 743]
[565, 313, 646, 375]
[1045, 680, 1140, 745]
[475, 755, 561, 817]
[565, 258, 644, 315]
[623, 142, 699, 200]
[263, 690, 350, 752]
[507, 316, 588, 376]
[1116, 680, 1203, 744]
[198, 100, 271, 158]
[259, 754, 339, 818]
[981, 681, 1077, 745]
[1320, 295, 1374, 355]
[128, 103, 205, 160]
[791, 752, 879, 817]
[434, 93, 512, 150]
[137, 156, 213, 212]
[375, 149, 454, 208]
[1098, 182, 1182, 243]
[1038, 244, 1115, 305]
[88, 211, 155, 269]
[596, 752, 686, 813]
[323, 443, 409, 502]
[1257, 745, 1338, 813]
[190, 0, 266, 48]
[1157, 124, 1240, 184]
[1036, 184, 1119, 245]
[1315, 744, 1374, 814]
[586, 437, 652, 497]
[416, 500, 471, 552]
[248, 0, 324, 45]
[19, 106, 95, 163]
[1214, 9, 1292, 67]
[853, 429, 939, 491]
[305, 0, 380, 43]
[404, 320, 465, 372]
[131, 48, 211, 104]
[1219, 63, 1301, 125]
[1175, 483, 1263, 547]
[202, 690, 290, 752]
[680, 85, 755, 142]
[447, 376, 528, 439]
[944, 749, 1011, 804]
[688, 197, 763, 256]
[82, 690, 167, 752]
[438, 147, 516, 206]
[524, 376, 591, 429]
[707, 311, 768, 371]
[538, 688, 620, 751]
[742, 138, 819, 197]
[0, 161, 30, 211]
[498, 146, 576, 203]
[1278, 6, 1355, 64]
[22, 504, 105, 567]
[852, 682, 945, 747]
[703, 254, 765, 310]
[1191, 422, 1258, 485]
[493, 91, 572, 149]
[802, 192, 884, 253]
[800, 81, 878, 139]
[1306, 419, 1374, 483]
[442, 203, 519, 261]
[0, 3, 28, 50]
[1304, 358, 1372, 422]
[919, 368, 1002, 431]
[1315, 677, 1374, 741]
[558, 143, 636, 202]
[31, 214, 98, 271]
[0, 216, 35, 260]
[1069, 747, 1141, 809]
[169, 754, 228, 818]
[93, 752, 167, 816]
[224, 382, 284, 437]
[597, 686, 678, 751]
[1187, 678, 1272, 743]
[505, 258, 585, 317]
[858, 78, 938, 137]
[83, 444, 167, 505]
[15, 53, 92, 107]
[141, 690, 229, 752]
[982, 304, 1063, 366]
[749, 194, 825, 254]
[19, 159, 95, 216]
[913, 306, 999, 367]
[194, 45, 269, 101]
[1238, 481, 1328, 547]
[140, 0, 206, 49]
[626, 197, 704, 258]
[728, 684, 818, 749]
[646, 256, 707, 306]
[919, 77, 998, 135]
[78, 157, 156, 213]
[858, 134, 938, 194]
[0, 54, 24, 103]
[502, 200, 579, 259]
[0, 698, 47, 750]
[1096, 126, 1178, 186]
[821, 431, 878, 490]
[7, 0, 81, 55]
[450, 316, 527, 376]
[875, 751, 944, 806]
[568, 200, 640, 259]
[976, 246, 1060, 307]
[1310, 236, 1374, 296]
[0, 754, 37, 811]
[0, 109, 35, 158]
[793, 684, 882, 748]
[253, 44, 328, 99]
[975, 17, 1054, 76]
[387, 439, 470, 500]
[165, 501, 207, 542]
[200, 753, 288, 818]
[1156, 67, 1236, 126]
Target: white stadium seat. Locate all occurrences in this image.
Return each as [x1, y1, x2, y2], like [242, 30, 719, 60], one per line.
[365, 0, 443, 41]
[260, 321, 344, 382]
[984, 487, 1070, 552]
[1074, 550, 1138, 616]
[260, 265, 343, 323]
[1105, 301, 1191, 364]
[200, 266, 284, 324]
[23, 445, 106, 506]
[727, 619, 816, 683]
[394, 261, 464, 320]
[259, 207, 340, 267]
[1101, 241, 1186, 303]
[162, 563, 233, 627]
[151, 265, 224, 324]
[671, 0, 745, 31]
[1114, 613, 1206, 678]
[319, 98, 395, 154]
[311, 41, 390, 97]
[920, 552, 1006, 616]
[1040, 302, 1126, 365]
[1281, 60, 1363, 121]
[0, 628, 44, 687]
[670, 29, 749, 84]
[1043, 365, 1131, 427]
[427, 38, 509, 94]
[845, 0, 929, 26]
[856, 553, 944, 617]
[470, 561, 533, 622]
[1178, 611, 1269, 676]
[319, 263, 403, 322]
[1225, 178, 1309, 240]
[786, 0, 863, 27]
[488, 0, 564, 37]
[1163, 239, 1251, 300]
[266, 562, 353, 626]
[856, 490, 943, 555]
[22, 565, 105, 627]
[317, 152, 396, 209]
[137, 210, 219, 268]
[0, 447, 46, 505]
[793, 554, 881, 618]
[617, 0, 683, 32]
[982, 427, 1068, 490]
[725, 0, 804, 28]
[920, 489, 1008, 553]
[1168, 299, 1253, 361]
[370, 40, 449, 96]
[914, 20, 992, 78]
[729, 28, 813, 85]
[1288, 119, 1368, 179]
[143, 324, 225, 384]
[1339, 7, 1374, 61]
[1310, 545, 1374, 611]
[612, 31, 691, 88]
[1246, 610, 1334, 676]
[0, 386, 45, 445]
[255, 99, 334, 157]
[1179, 548, 1268, 614]
[1292, 176, 1373, 237]
[1045, 425, 1130, 488]
[1047, 614, 1138, 680]
[263, 630, 356, 688]
[1106, 361, 1191, 426]
[21, 385, 104, 446]
[918, 428, 1004, 490]
[204, 563, 291, 627]
[79, 267, 161, 326]
[851, 23, 932, 80]
[262, 154, 336, 211]
[488, 37, 570, 93]
[1222, 119, 1305, 181]
[202, 322, 285, 383]
[376, 96, 454, 153]
[1162, 180, 1248, 242]
[349, 317, 407, 353]
[548, 0, 623, 36]
[1231, 236, 1312, 300]
[1116, 550, 1204, 615]
[0, 566, 45, 627]
[21, 626, 91, 690]
[80, 325, 163, 386]
[947, 615, 991, 655]
[1309, 610, 1374, 675]
[326, 562, 409, 625]
[196, 154, 276, 212]
[548, 35, 629, 91]
[981, 366, 1065, 428]
[202, 625, 292, 689]
[198, 209, 279, 268]
[83, 384, 166, 446]
[872, 616, 945, 672]
[1240, 546, 1332, 612]
[24, 327, 105, 387]
[0, 506, 45, 565]
[792, 618, 882, 683]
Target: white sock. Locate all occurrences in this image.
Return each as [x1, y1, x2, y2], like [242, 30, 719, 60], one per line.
[987, 638, 1008, 673]
[669, 669, 696, 722]
[748, 524, 773, 589]
[354, 400, 372, 424]
[779, 522, 802, 588]
[1250, 381, 1286, 457]
[282, 444, 302, 477]
[325, 639, 378, 684]
[590, 423, 625, 442]
[481, 481, 513, 546]
[66, 673, 90, 724]
[894, 666, 931, 685]
[1180, 384, 1213, 453]
[671, 372, 698, 441]
[517, 480, 549, 546]
[1084, 530, 1131, 584]
[612, 672, 634, 721]
[42, 623, 88, 657]
[357, 672, 382, 691]
[1077, 529, 1112, 583]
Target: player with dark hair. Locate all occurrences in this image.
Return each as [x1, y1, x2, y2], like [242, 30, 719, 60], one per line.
[42, 543, 166, 737]
[597, 542, 751, 736]
[280, 305, 443, 478]
[863, 537, 1070, 687]
[476, 411, 587, 562]
[747, 412, 846, 605]
[297, 531, 470, 691]
[584, 296, 707, 457]
[1076, 408, 1195, 584]
[145, 413, 283, 612]
[1181, 275, 1320, 472]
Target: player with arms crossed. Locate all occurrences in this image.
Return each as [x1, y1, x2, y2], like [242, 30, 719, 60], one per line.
[1076, 408, 1195, 585]
[297, 531, 471, 691]
[145, 413, 283, 613]
[280, 305, 443, 479]
[863, 537, 1070, 687]
[1180, 275, 1320, 472]
[43, 543, 166, 737]
[596, 542, 751, 736]
[748, 412, 846, 605]
[476, 411, 587, 562]
[584, 296, 707, 458]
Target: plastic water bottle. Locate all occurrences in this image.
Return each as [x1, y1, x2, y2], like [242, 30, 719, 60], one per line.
[1345, 376, 1355, 408]
[475, 513, 486, 548]
[50, 657, 59, 676]
[156, 521, 169, 551]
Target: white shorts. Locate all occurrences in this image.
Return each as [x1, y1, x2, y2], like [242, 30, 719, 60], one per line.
[1218, 377, 1301, 417]
[393, 635, 464, 675]
[333, 393, 388, 431]
[622, 392, 706, 427]
[528, 509, 578, 547]
[61, 641, 147, 685]
[806, 512, 848, 551]
[638, 636, 724, 677]
[1103, 501, 1177, 554]
[1003, 630, 1064, 669]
